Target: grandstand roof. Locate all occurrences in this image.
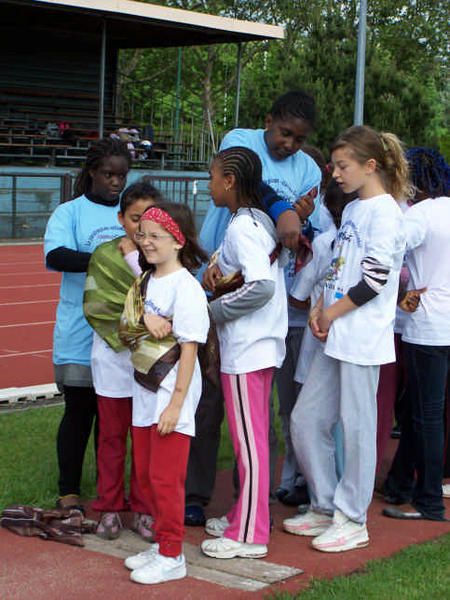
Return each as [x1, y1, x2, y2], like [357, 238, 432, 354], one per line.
[5, 0, 284, 47]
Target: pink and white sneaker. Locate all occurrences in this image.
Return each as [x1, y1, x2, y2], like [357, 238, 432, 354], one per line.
[283, 509, 333, 537]
[312, 509, 369, 552]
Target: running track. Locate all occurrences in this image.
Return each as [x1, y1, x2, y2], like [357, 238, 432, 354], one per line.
[0, 244, 59, 388]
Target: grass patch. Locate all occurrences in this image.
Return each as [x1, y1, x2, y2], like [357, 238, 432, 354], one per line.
[0, 405, 96, 508]
[0, 403, 243, 509]
[271, 534, 450, 599]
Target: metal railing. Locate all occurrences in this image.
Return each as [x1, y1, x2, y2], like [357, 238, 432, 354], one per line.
[0, 171, 210, 239]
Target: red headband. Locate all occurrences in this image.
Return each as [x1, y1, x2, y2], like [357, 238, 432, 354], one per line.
[140, 207, 186, 246]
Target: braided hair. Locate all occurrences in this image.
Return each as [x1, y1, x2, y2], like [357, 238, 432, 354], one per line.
[214, 146, 263, 209]
[74, 138, 132, 198]
[406, 147, 450, 199]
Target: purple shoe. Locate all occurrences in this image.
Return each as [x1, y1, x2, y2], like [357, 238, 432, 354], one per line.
[132, 513, 154, 541]
[96, 512, 122, 540]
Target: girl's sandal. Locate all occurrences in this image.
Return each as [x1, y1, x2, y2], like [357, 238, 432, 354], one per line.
[56, 494, 85, 514]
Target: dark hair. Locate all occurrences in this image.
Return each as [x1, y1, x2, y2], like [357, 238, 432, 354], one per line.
[323, 179, 357, 229]
[120, 177, 163, 214]
[138, 201, 208, 274]
[269, 90, 316, 128]
[214, 146, 263, 209]
[74, 138, 132, 197]
[331, 126, 410, 200]
[405, 147, 450, 199]
[302, 144, 330, 190]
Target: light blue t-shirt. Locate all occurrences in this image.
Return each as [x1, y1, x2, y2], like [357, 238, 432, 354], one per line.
[200, 128, 322, 327]
[44, 195, 124, 366]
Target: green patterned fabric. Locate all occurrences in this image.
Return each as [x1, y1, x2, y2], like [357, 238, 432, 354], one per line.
[119, 272, 179, 390]
[83, 237, 135, 352]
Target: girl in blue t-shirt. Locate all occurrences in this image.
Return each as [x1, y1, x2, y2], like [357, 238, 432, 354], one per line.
[44, 138, 131, 512]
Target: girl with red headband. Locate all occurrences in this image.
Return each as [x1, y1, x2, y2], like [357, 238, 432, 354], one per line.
[121, 202, 209, 585]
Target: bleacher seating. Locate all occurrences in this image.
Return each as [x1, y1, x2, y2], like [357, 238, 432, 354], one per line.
[0, 109, 203, 169]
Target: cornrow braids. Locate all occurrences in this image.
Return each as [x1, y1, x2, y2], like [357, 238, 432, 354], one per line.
[269, 90, 316, 128]
[214, 146, 263, 209]
[406, 147, 450, 199]
[120, 177, 164, 214]
[74, 138, 132, 198]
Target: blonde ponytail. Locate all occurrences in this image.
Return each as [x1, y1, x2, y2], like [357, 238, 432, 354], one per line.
[378, 132, 411, 200]
[332, 125, 412, 201]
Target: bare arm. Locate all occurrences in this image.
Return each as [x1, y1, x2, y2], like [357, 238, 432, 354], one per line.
[157, 341, 198, 436]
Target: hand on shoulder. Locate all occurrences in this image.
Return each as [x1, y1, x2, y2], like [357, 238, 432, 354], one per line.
[117, 236, 137, 256]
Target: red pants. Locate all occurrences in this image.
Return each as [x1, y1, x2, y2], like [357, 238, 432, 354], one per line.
[91, 396, 150, 514]
[132, 425, 190, 557]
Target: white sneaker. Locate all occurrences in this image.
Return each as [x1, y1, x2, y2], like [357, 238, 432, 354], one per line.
[283, 509, 333, 537]
[201, 536, 267, 559]
[442, 484, 450, 498]
[124, 543, 159, 570]
[130, 552, 186, 585]
[205, 515, 229, 537]
[312, 509, 369, 553]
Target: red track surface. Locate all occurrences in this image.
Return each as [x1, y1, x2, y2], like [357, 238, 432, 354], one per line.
[0, 244, 59, 388]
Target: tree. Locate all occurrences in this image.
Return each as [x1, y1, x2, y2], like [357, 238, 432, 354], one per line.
[121, 0, 449, 160]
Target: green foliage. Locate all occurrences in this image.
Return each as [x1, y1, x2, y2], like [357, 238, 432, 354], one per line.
[121, 1, 448, 159]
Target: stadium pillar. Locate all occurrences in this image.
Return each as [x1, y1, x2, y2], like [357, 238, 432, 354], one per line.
[234, 42, 242, 127]
[354, 0, 367, 125]
[99, 19, 107, 138]
[174, 47, 182, 143]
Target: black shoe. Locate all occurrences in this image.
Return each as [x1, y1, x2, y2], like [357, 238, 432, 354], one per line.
[280, 485, 310, 507]
[391, 426, 402, 439]
[275, 487, 289, 502]
[382, 506, 424, 520]
[184, 505, 206, 526]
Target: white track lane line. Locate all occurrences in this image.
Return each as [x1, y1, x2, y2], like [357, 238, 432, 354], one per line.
[0, 349, 52, 358]
[0, 283, 60, 289]
[0, 271, 56, 276]
[0, 261, 43, 266]
[0, 321, 55, 328]
[0, 299, 58, 307]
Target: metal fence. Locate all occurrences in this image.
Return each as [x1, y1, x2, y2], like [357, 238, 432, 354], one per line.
[0, 171, 211, 239]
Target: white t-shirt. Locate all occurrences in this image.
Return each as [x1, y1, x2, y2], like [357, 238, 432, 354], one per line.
[291, 227, 336, 383]
[216, 210, 288, 374]
[91, 333, 134, 398]
[323, 194, 405, 365]
[401, 196, 450, 345]
[200, 128, 322, 328]
[393, 200, 410, 335]
[132, 268, 209, 436]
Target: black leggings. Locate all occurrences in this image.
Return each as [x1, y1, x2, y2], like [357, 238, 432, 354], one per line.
[57, 385, 98, 496]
